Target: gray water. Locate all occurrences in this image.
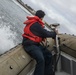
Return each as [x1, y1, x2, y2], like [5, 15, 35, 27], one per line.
[0, 0, 31, 54]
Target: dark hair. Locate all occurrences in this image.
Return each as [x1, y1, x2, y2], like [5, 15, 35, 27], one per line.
[35, 10, 45, 18]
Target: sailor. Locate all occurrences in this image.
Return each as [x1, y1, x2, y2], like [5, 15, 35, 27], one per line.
[22, 10, 57, 75]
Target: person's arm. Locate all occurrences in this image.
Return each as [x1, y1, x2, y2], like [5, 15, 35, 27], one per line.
[30, 22, 56, 39]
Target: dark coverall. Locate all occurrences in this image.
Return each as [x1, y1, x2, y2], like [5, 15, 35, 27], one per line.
[22, 22, 56, 75]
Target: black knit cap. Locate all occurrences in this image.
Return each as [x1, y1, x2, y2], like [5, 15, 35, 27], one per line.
[35, 10, 45, 18]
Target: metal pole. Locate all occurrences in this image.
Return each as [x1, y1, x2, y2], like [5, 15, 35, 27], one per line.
[50, 23, 61, 72]
[56, 34, 61, 72]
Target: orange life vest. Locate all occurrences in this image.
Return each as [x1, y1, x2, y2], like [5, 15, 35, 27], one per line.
[22, 16, 45, 43]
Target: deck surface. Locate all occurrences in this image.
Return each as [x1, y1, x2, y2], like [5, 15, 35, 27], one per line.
[27, 68, 70, 75]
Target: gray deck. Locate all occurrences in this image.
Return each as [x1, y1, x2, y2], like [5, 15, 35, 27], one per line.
[56, 71, 70, 75]
[27, 68, 70, 75]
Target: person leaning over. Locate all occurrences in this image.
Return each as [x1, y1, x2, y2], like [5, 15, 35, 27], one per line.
[22, 10, 57, 75]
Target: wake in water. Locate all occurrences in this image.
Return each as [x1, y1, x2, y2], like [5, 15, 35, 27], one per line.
[0, 15, 18, 54]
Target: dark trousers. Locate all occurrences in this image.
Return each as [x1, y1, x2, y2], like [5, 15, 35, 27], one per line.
[23, 44, 53, 75]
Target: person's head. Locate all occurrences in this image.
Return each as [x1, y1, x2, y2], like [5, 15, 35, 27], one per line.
[35, 10, 45, 19]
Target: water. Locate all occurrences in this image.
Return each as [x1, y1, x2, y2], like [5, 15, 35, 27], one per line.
[0, 0, 31, 54]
